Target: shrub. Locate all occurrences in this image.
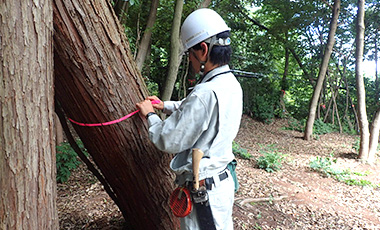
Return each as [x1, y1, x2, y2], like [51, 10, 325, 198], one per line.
[56, 140, 86, 183]
[256, 144, 286, 173]
[313, 118, 336, 135]
[284, 118, 305, 132]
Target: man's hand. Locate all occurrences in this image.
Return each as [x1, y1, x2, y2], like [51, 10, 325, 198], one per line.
[136, 96, 163, 118]
[147, 96, 164, 110]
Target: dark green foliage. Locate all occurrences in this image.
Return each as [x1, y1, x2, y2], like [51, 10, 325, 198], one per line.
[56, 141, 87, 183]
[283, 117, 305, 132]
[313, 119, 336, 135]
[240, 77, 282, 123]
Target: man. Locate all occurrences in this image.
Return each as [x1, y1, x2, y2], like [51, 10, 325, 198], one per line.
[136, 8, 242, 230]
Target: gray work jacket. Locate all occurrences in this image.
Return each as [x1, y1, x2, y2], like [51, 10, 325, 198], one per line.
[147, 65, 243, 185]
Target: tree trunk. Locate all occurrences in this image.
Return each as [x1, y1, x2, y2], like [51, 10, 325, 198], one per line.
[280, 43, 290, 115]
[368, 108, 380, 164]
[355, 0, 370, 161]
[135, 0, 159, 71]
[53, 0, 178, 229]
[54, 113, 64, 146]
[161, 0, 183, 101]
[0, 1, 58, 229]
[199, 0, 212, 8]
[375, 36, 379, 103]
[114, 0, 129, 25]
[304, 0, 340, 140]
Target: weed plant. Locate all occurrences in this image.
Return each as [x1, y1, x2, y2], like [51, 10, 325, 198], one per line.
[56, 140, 87, 183]
[256, 144, 286, 173]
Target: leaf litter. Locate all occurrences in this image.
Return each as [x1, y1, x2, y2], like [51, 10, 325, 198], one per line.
[58, 115, 380, 229]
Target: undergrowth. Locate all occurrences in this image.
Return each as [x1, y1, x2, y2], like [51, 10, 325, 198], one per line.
[256, 144, 287, 173]
[309, 154, 378, 188]
[232, 141, 252, 159]
[56, 140, 87, 183]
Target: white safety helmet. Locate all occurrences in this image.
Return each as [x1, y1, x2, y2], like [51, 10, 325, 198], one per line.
[180, 8, 231, 52]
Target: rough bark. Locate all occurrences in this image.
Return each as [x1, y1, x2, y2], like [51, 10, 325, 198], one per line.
[161, 0, 183, 101]
[53, 0, 178, 229]
[304, 0, 340, 140]
[135, 0, 159, 71]
[0, 1, 58, 229]
[355, 0, 370, 161]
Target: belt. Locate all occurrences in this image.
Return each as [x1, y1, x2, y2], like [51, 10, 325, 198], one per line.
[199, 170, 229, 190]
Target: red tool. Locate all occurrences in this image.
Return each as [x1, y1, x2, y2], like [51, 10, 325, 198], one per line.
[169, 186, 192, 217]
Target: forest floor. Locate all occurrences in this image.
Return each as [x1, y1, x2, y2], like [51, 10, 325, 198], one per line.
[57, 115, 380, 230]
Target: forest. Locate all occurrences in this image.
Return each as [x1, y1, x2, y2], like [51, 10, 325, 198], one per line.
[1, 0, 380, 229]
[119, 0, 380, 161]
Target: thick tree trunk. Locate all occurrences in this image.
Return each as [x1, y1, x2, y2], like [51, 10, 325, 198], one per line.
[53, 0, 178, 229]
[0, 1, 58, 229]
[304, 0, 340, 140]
[161, 0, 183, 101]
[135, 0, 159, 71]
[355, 0, 370, 161]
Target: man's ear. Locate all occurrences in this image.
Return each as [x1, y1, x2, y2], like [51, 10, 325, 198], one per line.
[200, 42, 209, 60]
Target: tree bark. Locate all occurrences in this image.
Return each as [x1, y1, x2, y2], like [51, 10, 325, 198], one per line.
[53, 0, 178, 229]
[160, 0, 183, 101]
[135, 0, 159, 71]
[355, 0, 370, 161]
[304, 0, 340, 140]
[0, 1, 58, 229]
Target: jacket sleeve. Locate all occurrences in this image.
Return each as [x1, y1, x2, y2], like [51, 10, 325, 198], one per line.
[162, 99, 185, 115]
[147, 92, 215, 154]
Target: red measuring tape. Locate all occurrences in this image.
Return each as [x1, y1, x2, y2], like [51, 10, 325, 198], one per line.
[69, 100, 161, 127]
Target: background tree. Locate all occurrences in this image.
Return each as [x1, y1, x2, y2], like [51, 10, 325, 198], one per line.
[355, 0, 370, 161]
[53, 0, 178, 229]
[304, 0, 341, 140]
[135, 0, 159, 71]
[160, 0, 183, 101]
[0, 1, 58, 229]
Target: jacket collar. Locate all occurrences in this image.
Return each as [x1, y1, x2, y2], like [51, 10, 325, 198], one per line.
[200, 65, 231, 83]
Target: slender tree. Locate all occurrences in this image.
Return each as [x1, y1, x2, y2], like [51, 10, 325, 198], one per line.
[135, 0, 159, 70]
[53, 0, 178, 228]
[304, 0, 341, 140]
[114, 0, 130, 25]
[355, 0, 370, 160]
[160, 0, 183, 101]
[0, 1, 58, 229]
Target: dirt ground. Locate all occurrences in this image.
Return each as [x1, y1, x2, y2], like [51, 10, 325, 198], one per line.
[58, 115, 380, 229]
